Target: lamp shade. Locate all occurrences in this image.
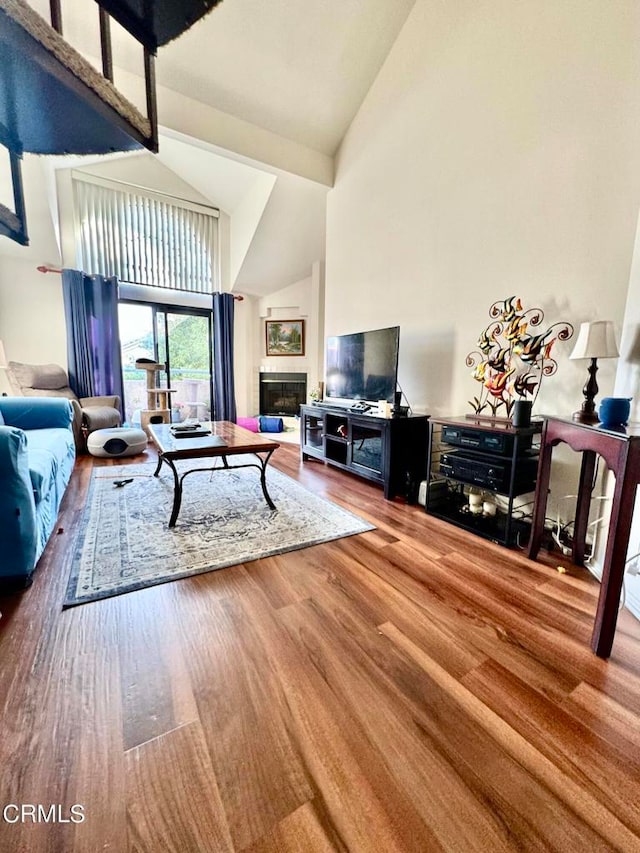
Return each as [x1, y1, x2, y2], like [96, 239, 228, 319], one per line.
[0, 340, 7, 369]
[569, 321, 619, 360]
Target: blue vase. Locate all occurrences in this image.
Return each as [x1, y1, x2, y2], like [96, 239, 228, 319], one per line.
[599, 397, 631, 427]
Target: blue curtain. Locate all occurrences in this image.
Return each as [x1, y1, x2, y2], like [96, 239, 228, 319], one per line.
[212, 292, 237, 422]
[62, 269, 124, 414]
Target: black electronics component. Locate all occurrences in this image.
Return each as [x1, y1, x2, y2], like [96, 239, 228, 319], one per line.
[439, 450, 538, 495]
[441, 425, 532, 456]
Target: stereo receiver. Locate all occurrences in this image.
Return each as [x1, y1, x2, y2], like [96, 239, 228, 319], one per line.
[441, 425, 532, 456]
[439, 450, 538, 494]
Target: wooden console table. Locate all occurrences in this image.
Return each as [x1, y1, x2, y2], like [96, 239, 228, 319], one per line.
[528, 417, 640, 658]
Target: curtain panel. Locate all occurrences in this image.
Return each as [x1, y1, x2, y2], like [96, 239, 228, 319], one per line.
[62, 269, 124, 413]
[212, 292, 237, 423]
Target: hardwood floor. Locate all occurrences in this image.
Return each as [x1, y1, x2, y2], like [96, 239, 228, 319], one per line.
[1, 443, 640, 851]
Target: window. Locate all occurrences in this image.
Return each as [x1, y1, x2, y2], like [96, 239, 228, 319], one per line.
[73, 173, 219, 293]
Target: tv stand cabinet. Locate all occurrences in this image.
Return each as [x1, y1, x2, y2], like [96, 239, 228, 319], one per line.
[300, 404, 429, 500]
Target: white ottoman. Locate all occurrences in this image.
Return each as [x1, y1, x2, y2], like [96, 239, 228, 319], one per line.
[87, 427, 148, 458]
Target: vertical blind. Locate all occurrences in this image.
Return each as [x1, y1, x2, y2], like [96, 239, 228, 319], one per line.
[73, 175, 219, 294]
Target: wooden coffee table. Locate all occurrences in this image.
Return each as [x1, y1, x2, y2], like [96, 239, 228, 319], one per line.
[148, 421, 280, 527]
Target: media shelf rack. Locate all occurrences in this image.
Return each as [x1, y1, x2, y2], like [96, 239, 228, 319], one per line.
[425, 415, 542, 546]
[300, 404, 429, 500]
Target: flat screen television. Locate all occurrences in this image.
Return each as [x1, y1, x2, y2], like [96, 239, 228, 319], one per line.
[325, 326, 400, 404]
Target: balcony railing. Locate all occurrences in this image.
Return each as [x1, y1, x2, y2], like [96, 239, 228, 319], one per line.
[122, 368, 211, 425]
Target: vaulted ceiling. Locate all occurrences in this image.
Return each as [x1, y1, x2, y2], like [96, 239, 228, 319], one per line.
[2, 0, 417, 294]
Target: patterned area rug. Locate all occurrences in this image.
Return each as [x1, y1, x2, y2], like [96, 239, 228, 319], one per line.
[64, 460, 374, 606]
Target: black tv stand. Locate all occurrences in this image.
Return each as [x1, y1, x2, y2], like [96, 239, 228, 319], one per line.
[300, 404, 429, 501]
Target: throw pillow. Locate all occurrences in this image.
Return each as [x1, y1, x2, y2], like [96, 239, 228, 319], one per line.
[237, 416, 260, 433]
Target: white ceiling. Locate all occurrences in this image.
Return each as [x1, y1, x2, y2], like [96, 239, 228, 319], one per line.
[41, 0, 417, 157]
[153, 0, 417, 155]
[2, 0, 417, 293]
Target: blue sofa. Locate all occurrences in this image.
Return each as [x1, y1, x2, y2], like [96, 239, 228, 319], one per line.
[0, 397, 75, 592]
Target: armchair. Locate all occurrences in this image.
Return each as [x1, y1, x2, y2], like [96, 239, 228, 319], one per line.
[5, 361, 121, 450]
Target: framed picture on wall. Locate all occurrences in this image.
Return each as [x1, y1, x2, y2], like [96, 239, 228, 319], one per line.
[265, 319, 305, 356]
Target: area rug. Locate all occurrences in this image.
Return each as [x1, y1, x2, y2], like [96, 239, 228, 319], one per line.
[64, 460, 375, 606]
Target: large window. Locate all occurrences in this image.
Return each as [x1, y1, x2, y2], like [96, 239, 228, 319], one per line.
[73, 173, 219, 293]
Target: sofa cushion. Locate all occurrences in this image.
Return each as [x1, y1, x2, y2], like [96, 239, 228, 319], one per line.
[27, 449, 57, 505]
[0, 426, 38, 582]
[21, 387, 77, 400]
[0, 409, 4, 425]
[83, 406, 121, 431]
[26, 428, 75, 504]
[7, 361, 77, 399]
[0, 397, 74, 430]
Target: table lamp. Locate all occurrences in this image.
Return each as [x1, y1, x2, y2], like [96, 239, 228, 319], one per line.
[569, 321, 619, 424]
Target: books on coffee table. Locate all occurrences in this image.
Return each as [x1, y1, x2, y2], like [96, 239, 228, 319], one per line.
[171, 420, 202, 432]
[170, 422, 210, 438]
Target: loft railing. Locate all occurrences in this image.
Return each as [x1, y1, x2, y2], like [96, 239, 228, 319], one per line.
[0, 141, 28, 245]
[44, 0, 158, 152]
[0, 0, 161, 246]
[1, 0, 223, 245]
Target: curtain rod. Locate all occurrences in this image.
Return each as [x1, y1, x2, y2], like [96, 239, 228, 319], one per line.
[36, 266, 244, 301]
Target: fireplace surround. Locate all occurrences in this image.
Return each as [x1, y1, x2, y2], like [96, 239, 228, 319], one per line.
[259, 372, 307, 416]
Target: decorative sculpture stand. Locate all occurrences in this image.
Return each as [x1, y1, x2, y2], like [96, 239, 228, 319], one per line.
[136, 360, 176, 436]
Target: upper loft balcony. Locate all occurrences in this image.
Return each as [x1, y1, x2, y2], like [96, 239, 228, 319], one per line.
[0, 0, 222, 244]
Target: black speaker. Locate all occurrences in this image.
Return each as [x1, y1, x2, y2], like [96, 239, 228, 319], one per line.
[392, 391, 408, 418]
[512, 400, 532, 428]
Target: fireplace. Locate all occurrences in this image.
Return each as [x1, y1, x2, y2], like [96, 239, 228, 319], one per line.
[259, 372, 307, 416]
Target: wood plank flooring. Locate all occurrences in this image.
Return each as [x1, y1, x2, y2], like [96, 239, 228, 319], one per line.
[1, 442, 640, 852]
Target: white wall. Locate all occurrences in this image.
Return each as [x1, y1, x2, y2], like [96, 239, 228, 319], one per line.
[615, 213, 640, 423]
[243, 263, 325, 416]
[0, 155, 65, 390]
[0, 256, 67, 393]
[607, 212, 640, 617]
[326, 0, 640, 425]
[233, 293, 257, 418]
[325, 0, 640, 619]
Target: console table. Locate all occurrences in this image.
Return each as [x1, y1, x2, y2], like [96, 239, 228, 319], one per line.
[528, 417, 640, 658]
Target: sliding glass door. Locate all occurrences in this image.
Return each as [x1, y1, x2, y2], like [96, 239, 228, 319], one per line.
[157, 310, 213, 421]
[119, 301, 213, 425]
[119, 303, 155, 424]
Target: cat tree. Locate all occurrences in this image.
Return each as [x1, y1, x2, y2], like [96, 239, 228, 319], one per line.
[135, 360, 175, 435]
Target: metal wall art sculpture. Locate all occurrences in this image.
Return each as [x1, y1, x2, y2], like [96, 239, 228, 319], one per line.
[466, 297, 574, 418]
